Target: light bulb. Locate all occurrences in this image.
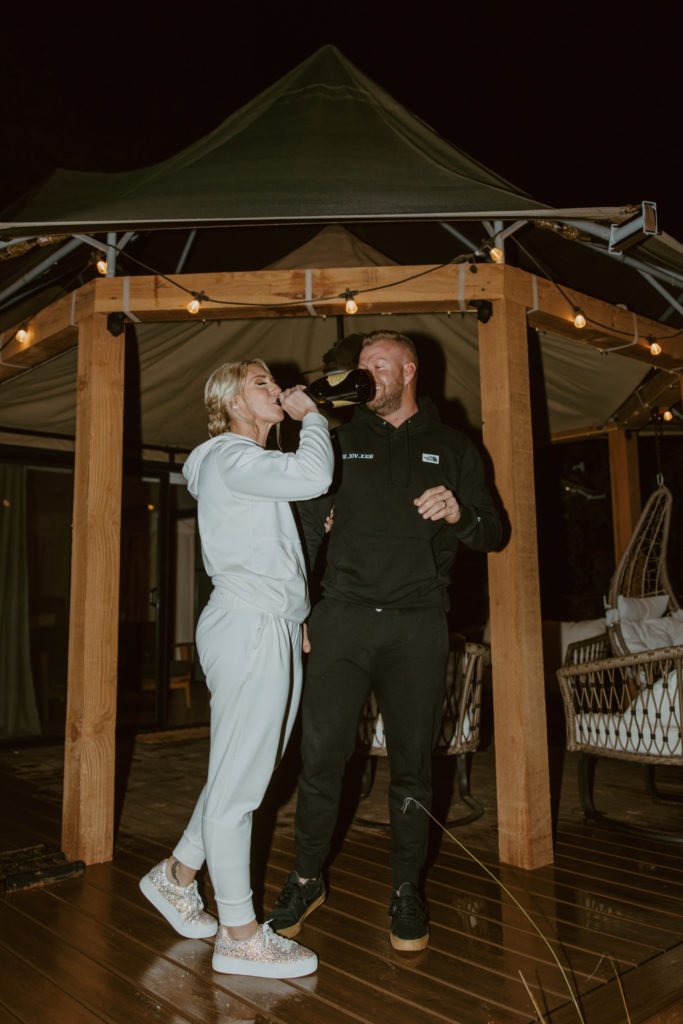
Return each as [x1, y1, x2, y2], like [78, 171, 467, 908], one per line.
[96, 255, 108, 275]
[650, 341, 662, 356]
[489, 246, 503, 263]
[573, 312, 586, 329]
[16, 328, 28, 344]
[663, 409, 673, 422]
[345, 296, 358, 315]
[187, 298, 200, 315]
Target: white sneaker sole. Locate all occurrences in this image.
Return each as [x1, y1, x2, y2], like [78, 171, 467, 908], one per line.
[211, 950, 318, 978]
[139, 874, 218, 938]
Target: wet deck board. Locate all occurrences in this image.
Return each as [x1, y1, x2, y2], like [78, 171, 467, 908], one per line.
[1, 741, 682, 1023]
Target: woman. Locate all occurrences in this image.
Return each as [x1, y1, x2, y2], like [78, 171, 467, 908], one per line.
[140, 359, 333, 978]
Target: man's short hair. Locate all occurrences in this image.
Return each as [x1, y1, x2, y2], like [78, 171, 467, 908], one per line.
[360, 330, 418, 368]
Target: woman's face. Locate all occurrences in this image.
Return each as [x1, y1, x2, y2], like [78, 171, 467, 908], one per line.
[233, 363, 284, 425]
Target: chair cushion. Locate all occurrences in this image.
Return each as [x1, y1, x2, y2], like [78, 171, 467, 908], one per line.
[616, 594, 669, 622]
[621, 610, 683, 654]
[575, 671, 682, 757]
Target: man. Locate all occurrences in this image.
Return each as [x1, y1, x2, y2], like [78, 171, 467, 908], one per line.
[270, 330, 501, 951]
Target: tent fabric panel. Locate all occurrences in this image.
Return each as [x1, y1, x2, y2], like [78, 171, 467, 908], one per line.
[7, 47, 543, 228]
[0, 314, 648, 450]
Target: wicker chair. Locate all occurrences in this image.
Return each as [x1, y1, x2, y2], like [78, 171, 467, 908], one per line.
[556, 486, 683, 840]
[606, 486, 680, 657]
[357, 636, 489, 826]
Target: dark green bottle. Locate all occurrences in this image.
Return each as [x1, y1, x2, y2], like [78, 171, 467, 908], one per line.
[305, 368, 376, 408]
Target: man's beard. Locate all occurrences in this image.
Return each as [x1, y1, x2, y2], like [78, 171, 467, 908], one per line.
[367, 378, 403, 416]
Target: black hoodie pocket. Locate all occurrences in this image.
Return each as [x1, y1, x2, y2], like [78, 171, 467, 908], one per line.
[327, 529, 437, 604]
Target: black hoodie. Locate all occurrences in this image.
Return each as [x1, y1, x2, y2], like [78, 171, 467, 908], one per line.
[296, 400, 501, 610]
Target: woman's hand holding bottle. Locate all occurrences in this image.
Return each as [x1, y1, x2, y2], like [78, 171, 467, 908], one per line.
[280, 385, 318, 420]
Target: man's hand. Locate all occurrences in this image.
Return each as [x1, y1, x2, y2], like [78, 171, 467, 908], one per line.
[280, 385, 318, 421]
[414, 486, 461, 524]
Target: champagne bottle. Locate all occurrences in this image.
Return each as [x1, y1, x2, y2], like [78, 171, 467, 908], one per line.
[305, 368, 376, 408]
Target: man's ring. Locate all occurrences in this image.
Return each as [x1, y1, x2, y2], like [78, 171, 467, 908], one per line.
[443, 498, 447, 507]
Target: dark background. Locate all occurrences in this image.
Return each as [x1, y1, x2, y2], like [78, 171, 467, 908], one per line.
[1, 4, 680, 240]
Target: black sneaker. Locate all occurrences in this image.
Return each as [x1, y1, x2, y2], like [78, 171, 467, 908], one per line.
[389, 882, 429, 951]
[269, 871, 326, 938]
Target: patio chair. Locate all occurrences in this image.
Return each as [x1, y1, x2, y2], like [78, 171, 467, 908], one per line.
[556, 486, 683, 841]
[357, 636, 489, 826]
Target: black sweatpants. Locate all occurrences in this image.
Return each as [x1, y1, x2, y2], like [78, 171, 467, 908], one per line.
[294, 599, 450, 888]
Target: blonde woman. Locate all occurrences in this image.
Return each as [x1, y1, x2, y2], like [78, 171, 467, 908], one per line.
[140, 360, 333, 978]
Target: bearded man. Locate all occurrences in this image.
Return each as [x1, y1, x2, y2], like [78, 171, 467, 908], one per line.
[269, 330, 501, 951]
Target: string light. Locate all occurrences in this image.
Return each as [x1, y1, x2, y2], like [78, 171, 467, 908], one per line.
[489, 246, 503, 263]
[16, 327, 29, 344]
[344, 290, 359, 315]
[663, 409, 673, 422]
[96, 254, 108, 275]
[650, 340, 662, 356]
[573, 311, 586, 329]
[186, 290, 208, 315]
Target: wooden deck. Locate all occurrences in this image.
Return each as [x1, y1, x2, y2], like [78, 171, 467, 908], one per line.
[1, 735, 682, 1024]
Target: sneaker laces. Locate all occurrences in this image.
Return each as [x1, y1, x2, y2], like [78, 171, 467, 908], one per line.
[263, 920, 292, 949]
[182, 879, 205, 919]
[391, 890, 426, 922]
[275, 874, 305, 906]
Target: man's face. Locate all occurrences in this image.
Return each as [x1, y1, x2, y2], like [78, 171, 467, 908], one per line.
[358, 340, 412, 417]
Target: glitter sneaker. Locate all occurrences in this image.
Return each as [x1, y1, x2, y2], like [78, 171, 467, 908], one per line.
[139, 860, 218, 938]
[212, 921, 318, 978]
[268, 870, 326, 938]
[389, 882, 429, 951]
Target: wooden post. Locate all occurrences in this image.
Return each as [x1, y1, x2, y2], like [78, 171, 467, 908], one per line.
[62, 313, 125, 864]
[478, 299, 554, 869]
[608, 430, 641, 564]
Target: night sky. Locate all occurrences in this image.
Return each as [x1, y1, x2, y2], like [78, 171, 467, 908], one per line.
[2, 6, 680, 238]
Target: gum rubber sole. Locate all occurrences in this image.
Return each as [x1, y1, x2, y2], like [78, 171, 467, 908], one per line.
[390, 929, 429, 951]
[274, 890, 326, 938]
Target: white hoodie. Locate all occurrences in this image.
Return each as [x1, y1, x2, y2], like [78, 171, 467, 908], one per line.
[182, 411, 333, 623]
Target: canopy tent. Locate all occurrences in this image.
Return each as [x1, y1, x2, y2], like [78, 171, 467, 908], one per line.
[2, 45, 683, 338]
[1, 44, 681, 880]
[1, 45, 550, 231]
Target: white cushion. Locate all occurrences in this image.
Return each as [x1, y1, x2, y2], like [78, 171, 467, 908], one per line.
[621, 614, 683, 654]
[617, 594, 669, 622]
[574, 671, 681, 757]
[620, 610, 683, 654]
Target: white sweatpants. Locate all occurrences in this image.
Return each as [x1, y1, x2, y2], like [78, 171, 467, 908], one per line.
[173, 592, 302, 926]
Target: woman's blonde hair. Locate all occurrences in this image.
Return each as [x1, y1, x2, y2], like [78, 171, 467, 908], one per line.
[204, 358, 270, 436]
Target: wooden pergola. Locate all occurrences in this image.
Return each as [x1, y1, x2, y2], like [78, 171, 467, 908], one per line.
[3, 261, 682, 871]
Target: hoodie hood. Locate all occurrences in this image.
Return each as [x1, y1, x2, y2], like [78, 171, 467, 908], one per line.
[182, 434, 235, 498]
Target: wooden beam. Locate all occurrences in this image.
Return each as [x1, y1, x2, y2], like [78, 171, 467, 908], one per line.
[62, 312, 124, 865]
[3, 265, 681, 376]
[610, 369, 683, 431]
[91, 264, 504, 321]
[550, 423, 617, 443]
[0, 283, 95, 381]
[478, 298, 554, 869]
[504, 270, 683, 371]
[90, 266, 683, 367]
